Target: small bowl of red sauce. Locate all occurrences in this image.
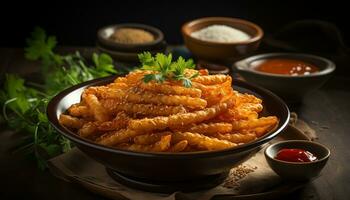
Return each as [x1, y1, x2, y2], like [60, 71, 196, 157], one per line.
[234, 53, 335, 102]
[265, 140, 330, 181]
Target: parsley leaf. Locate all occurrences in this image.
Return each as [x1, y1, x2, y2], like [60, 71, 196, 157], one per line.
[25, 27, 62, 67]
[139, 52, 197, 87]
[1, 27, 118, 169]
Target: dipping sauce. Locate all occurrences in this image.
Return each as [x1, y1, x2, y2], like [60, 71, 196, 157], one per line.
[253, 58, 319, 76]
[275, 148, 318, 162]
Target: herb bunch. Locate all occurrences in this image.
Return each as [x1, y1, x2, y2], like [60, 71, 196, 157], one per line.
[139, 52, 198, 87]
[0, 27, 117, 169]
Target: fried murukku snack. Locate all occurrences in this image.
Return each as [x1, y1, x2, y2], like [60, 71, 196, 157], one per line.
[107, 82, 129, 90]
[59, 114, 85, 129]
[215, 133, 257, 143]
[139, 82, 202, 97]
[234, 92, 262, 105]
[172, 132, 236, 150]
[251, 125, 276, 137]
[237, 103, 263, 112]
[59, 66, 280, 153]
[126, 90, 207, 109]
[101, 99, 187, 117]
[217, 104, 261, 122]
[96, 88, 206, 109]
[192, 74, 228, 85]
[123, 70, 153, 85]
[231, 116, 278, 131]
[194, 76, 233, 106]
[123, 135, 172, 152]
[128, 99, 234, 132]
[98, 128, 144, 146]
[133, 132, 171, 145]
[84, 94, 110, 122]
[79, 112, 129, 138]
[176, 122, 233, 136]
[68, 104, 91, 118]
[169, 140, 188, 152]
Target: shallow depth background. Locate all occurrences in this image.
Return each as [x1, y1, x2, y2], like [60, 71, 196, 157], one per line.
[0, 0, 349, 46]
[1, 0, 349, 76]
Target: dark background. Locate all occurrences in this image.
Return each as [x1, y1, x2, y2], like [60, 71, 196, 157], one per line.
[0, 0, 349, 46]
[1, 0, 349, 75]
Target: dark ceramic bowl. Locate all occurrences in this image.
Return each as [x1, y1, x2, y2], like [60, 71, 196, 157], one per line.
[234, 53, 336, 102]
[47, 76, 289, 190]
[97, 23, 167, 63]
[96, 43, 165, 63]
[181, 17, 263, 64]
[265, 140, 330, 181]
[97, 23, 166, 52]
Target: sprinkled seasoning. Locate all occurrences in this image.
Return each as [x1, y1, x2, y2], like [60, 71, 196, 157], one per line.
[109, 28, 155, 44]
[223, 164, 257, 188]
[191, 25, 251, 43]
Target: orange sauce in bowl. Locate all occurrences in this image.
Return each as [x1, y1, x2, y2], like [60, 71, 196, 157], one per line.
[252, 58, 319, 76]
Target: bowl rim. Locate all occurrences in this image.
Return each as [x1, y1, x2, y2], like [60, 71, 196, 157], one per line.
[265, 140, 331, 165]
[234, 53, 336, 78]
[97, 23, 164, 49]
[181, 17, 264, 46]
[47, 76, 290, 158]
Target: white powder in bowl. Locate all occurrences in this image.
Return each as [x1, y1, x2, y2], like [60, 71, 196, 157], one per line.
[191, 25, 251, 43]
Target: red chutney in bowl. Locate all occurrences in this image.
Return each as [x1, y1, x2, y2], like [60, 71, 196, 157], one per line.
[275, 148, 318, 162]
[252, 58, 319, 76]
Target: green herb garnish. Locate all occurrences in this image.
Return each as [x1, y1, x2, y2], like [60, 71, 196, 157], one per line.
[138, 52, 196, 87]
[1, 27, 117, 169]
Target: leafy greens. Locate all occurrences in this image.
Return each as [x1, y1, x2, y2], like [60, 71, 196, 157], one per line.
[0, 27, 117, 169]
[139, 52, 197, 87]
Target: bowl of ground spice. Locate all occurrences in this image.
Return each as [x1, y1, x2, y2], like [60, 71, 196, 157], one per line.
[97, 23, 166, 62]
[182, 17, 263, 64]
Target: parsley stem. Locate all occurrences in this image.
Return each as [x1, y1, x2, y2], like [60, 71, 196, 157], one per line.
[2, 98, 17, 121]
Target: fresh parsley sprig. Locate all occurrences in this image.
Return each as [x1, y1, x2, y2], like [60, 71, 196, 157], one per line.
[1, 27, 117, 169]
[138, 52, 197, 87]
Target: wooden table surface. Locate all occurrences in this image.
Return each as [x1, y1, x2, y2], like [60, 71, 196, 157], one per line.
[1, 47, 349, 200]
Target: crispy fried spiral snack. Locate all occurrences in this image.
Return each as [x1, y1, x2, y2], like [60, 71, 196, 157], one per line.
[59, 69, 278, 153]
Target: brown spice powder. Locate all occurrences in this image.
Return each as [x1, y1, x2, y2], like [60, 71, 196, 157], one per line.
[223, 164, 258, 189]
[109, 28, 155, 44]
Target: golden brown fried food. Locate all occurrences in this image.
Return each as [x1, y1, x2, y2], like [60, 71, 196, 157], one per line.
[133, 132, 171, 145]
[101, 99, 187, 117]
[59, 114, 86, 129]
[172, 132, 236, 150]
[128, 99, 234, 132]
[98, 128, 141, 146]
[68, 104, 91, 118]
[231, 116, 278, 131]
[124, 135, 172, 152]
[84, 94, 110, 122]
[59, 68, 279, 153]
[215, 133, 257, 143]
[139, 82, 202, 97]
[193, 74, 228, 85]
[95, 88, 206, 109]
[169, 140, 188, 152]
[79, 112, 129, 138]
[176, 122, 233, 136]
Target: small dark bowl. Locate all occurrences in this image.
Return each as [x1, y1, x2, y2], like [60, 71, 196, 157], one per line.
[97, 23, 167, 63]
[182, 17, 263, 64]
[47, 76, 289, 187]
[234, 53, 336, 102]
[96, 43, 166, 63]
[265, 140, 330, 181]
[97, 23, 165, 52]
